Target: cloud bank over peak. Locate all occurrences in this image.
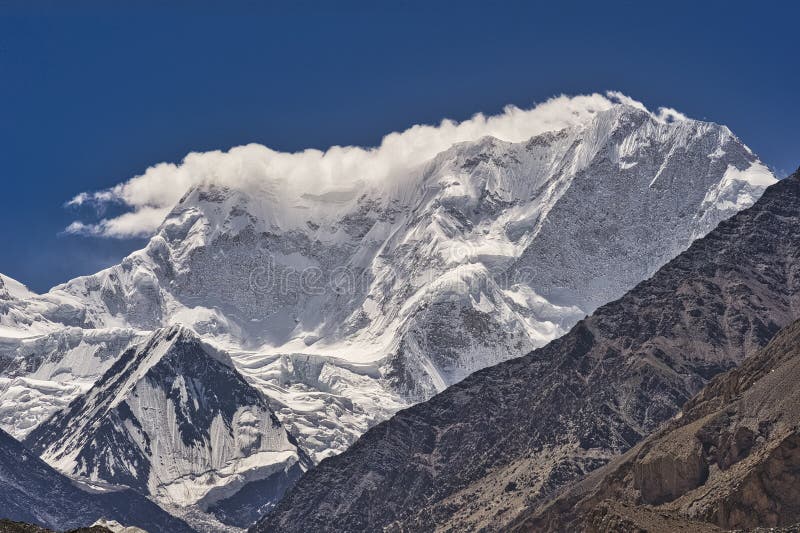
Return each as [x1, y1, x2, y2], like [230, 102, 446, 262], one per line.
[64, 91, 689, 238]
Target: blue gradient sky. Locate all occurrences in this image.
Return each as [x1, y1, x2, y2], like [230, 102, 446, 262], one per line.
[2, 1, 798, 292]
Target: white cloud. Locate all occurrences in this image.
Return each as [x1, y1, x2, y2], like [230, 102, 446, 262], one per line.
[606, 90, 688, 123]
[64, 207, 173, 238]
[656, 107, 689, 123]
[64, 91, 689, 238]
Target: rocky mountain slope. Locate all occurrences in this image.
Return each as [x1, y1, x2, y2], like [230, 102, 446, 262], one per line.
[523, 317, 800, 532]
[23, 325, 309, 529]
[256, 170, 800, 532]
[0, 426, 193, 532]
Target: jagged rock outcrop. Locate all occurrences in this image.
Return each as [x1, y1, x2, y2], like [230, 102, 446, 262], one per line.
[631, 428, 708, 505]
[256, 171, 800, 532]
[523, 315, 800, 531]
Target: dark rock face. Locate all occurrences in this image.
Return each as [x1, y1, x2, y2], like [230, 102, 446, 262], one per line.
[0, 428, 194, 532]
[523, 317, 800, 532]
[255, 172, 800, 533]
[0, 522, 114, 533]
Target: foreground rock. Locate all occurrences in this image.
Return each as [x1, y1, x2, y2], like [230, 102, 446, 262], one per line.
[0, 520, 113, 533]
[522, 317, 800, 531]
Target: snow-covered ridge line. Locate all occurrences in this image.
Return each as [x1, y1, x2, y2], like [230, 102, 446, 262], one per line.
[0, 274, 37, 300]
[65, 92, 694, 239]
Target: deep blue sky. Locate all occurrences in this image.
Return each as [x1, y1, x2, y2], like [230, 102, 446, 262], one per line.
[1, 1, 798, 292]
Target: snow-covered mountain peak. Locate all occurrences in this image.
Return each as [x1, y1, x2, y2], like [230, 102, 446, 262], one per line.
[0, 99, 779, 526]
[24, 324, 307, 521]
[4, 108, 775, 353]
[0, 274, 36, 301]
[138, 103, 761, 271]
[82, 324, 234, 414]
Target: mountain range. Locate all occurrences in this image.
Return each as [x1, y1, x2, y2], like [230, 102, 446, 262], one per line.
[0, 100, 785, 530]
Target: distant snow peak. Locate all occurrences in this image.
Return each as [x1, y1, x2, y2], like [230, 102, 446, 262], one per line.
[605, 90, 689, 124]
[0, 274, 36, 301]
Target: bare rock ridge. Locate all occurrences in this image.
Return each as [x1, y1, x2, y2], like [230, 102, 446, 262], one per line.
[0, 426, 193, 532]
[255, 170, 800, 532]
[522, 316, 800, 532]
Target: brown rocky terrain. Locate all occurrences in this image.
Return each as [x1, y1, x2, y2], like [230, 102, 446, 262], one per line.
[520, 318, 800, 531]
